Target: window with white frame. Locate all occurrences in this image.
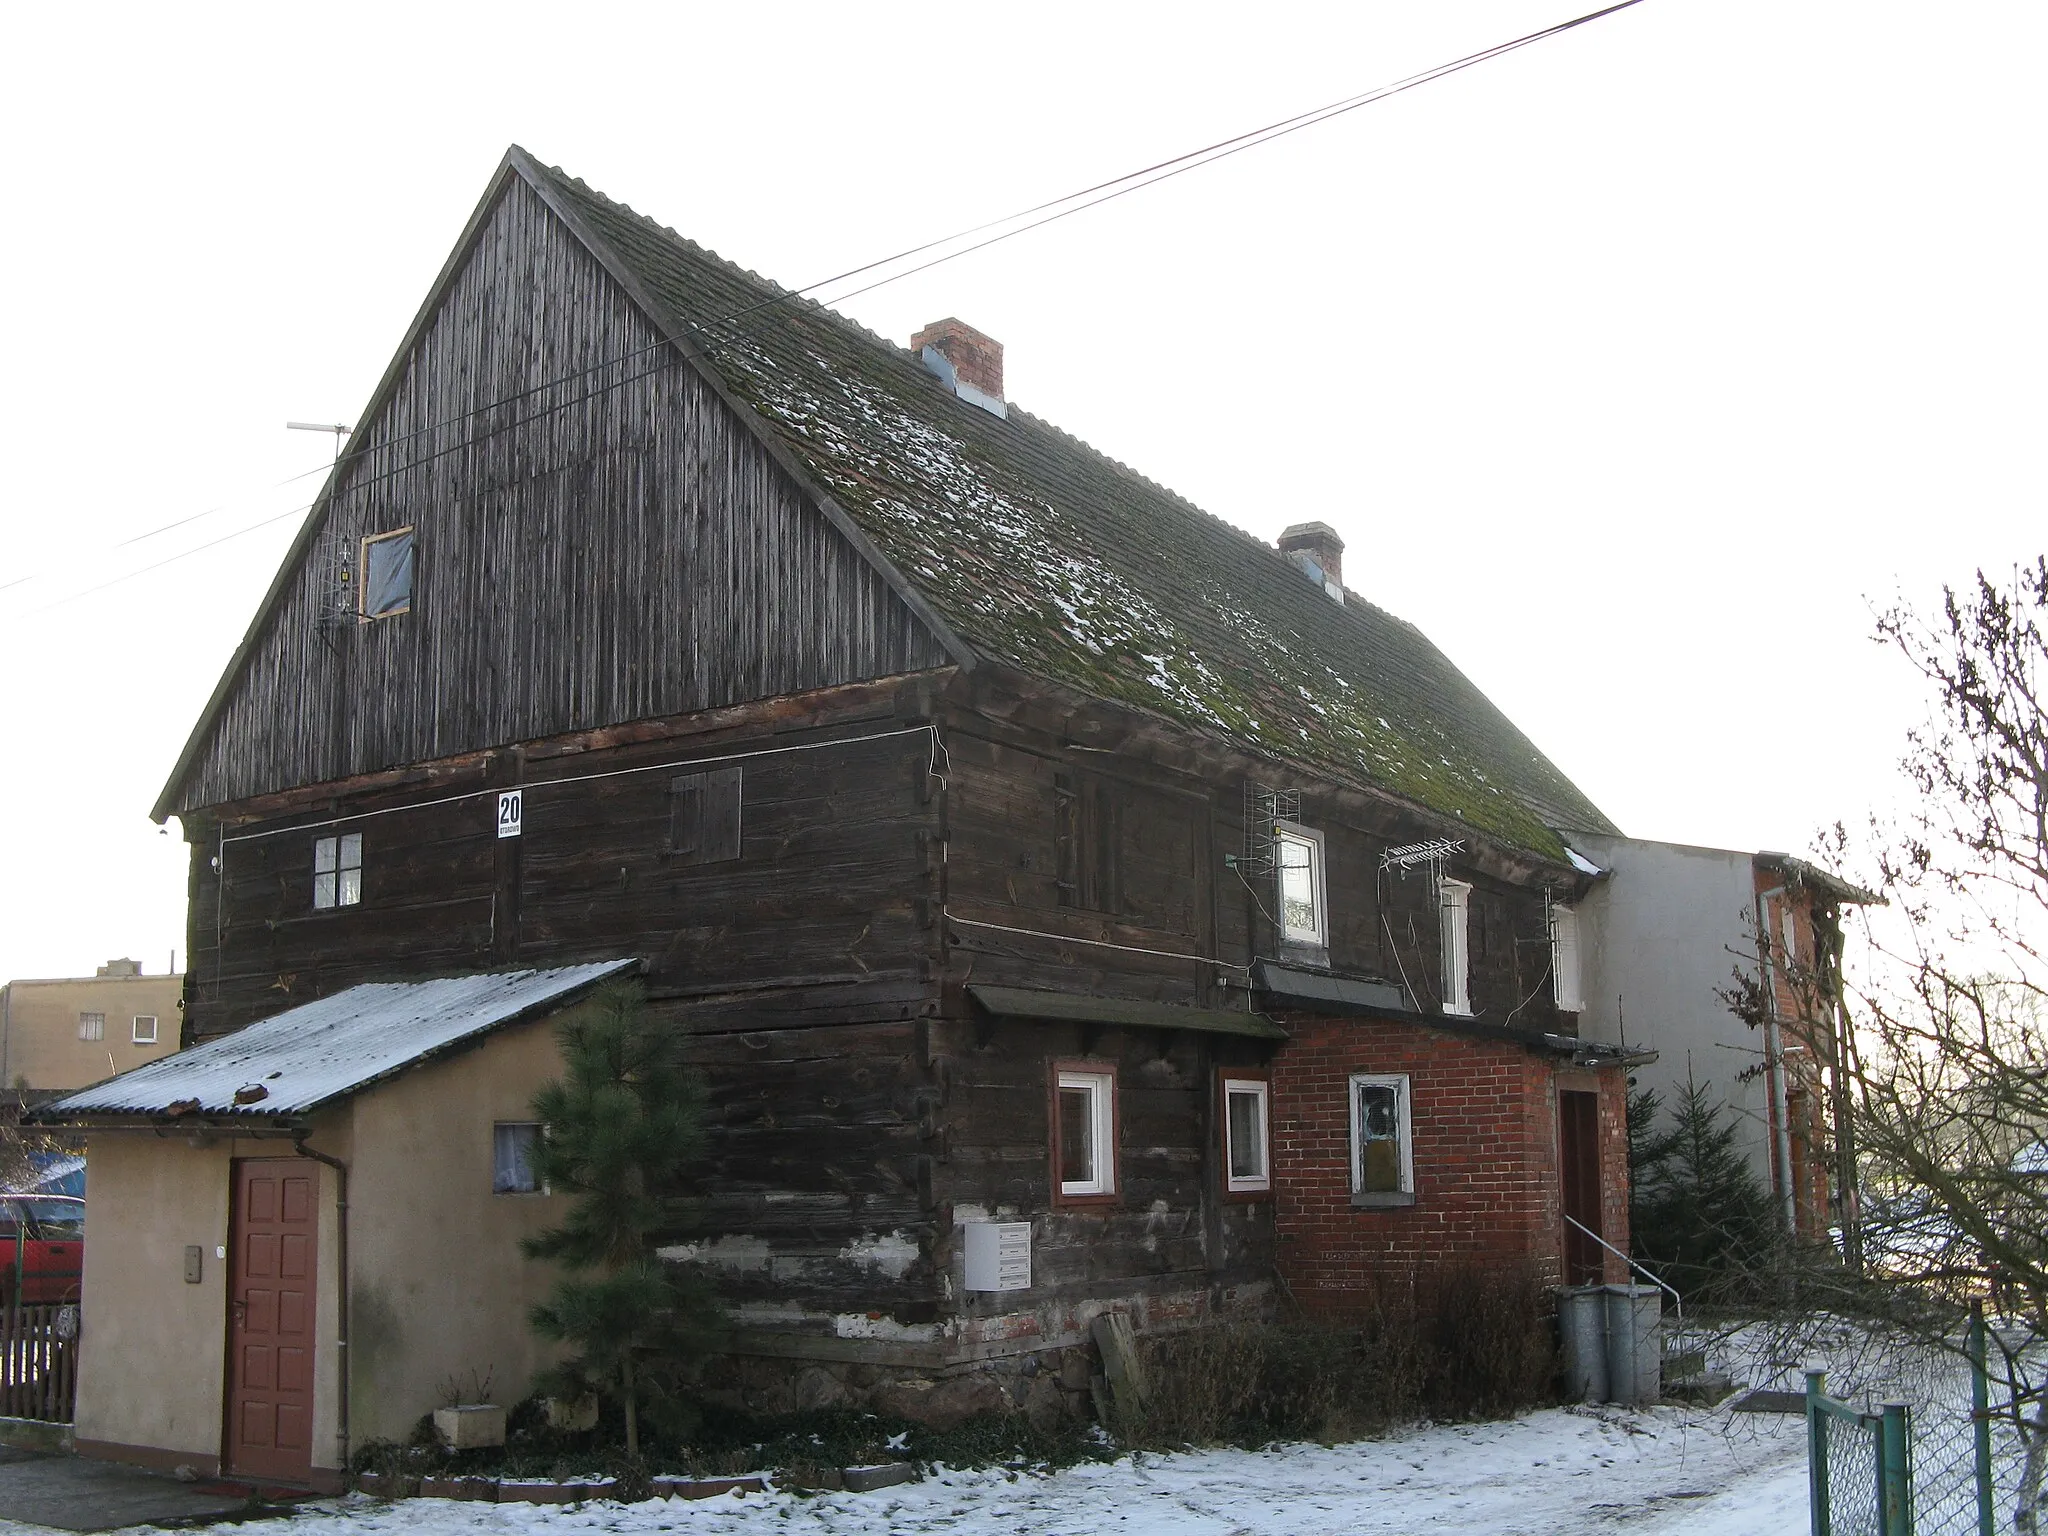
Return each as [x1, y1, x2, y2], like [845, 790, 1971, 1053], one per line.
[1053, 1065, 1117, 1200]
[1222, 1076, 1271, 1194]
[77, 1012, 105, 1043]
[493, 1122, 546, 1194]
[313, 833, 363, 911]
[132, 1015, 159, 1045]
[1274, 823, 1327, 948]
[360, 527, 415, 619]
[1438, 878, 1472, 1016]
[1551, 904, 1585, 1012]
[1350, 1073, 1414, 1201]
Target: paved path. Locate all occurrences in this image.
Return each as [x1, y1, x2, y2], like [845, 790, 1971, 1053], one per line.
[0, 1447, 257, 1532]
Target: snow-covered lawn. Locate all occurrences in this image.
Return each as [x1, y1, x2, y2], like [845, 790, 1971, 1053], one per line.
[59, 1403, 1804, 1536]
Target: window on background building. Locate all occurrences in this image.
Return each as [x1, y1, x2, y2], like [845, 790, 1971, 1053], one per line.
[1275, 823, 1327, 948]
[1350, 1073, 1414, 1202]
[77, 1012, 105, 1042]
[360, 527, 415, 618]
[1053, 1065, 1117, 1200]
[1222, 1076, 1271, 1194]
[132, 1015, 158, 1045]
[313, 833, 363, 910]
[1439, 878, 1472, 1015]
[1551, 904, 1585, 1012]
[493, 1123, 545, 1194]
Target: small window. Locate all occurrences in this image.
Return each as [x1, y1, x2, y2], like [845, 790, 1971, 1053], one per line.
[360, 527, 414, 618]
[1551, 905, 1585, 1012]
[668, 767, 743, 864]
[1274, 823, 1327, 948]
[77, 1013, 105, 1043]
[1054, 770, 1119, 912]
[493, 1123, 545, 1194]
[313, 833, 363, 910]
[1351, 1073, 1415, 1202]
[132, 1015, 159, 1045]
[1438, 878, 1472, 1016]
[1052, 1065, 1117, 1201]
[1222, 1076, 1271, 1194]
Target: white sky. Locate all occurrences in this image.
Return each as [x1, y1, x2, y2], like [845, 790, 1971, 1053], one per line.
[1, 1, 2040, 985]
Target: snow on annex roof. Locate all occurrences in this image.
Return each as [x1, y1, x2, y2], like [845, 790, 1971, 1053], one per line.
[521, 153, 1619, 859]
[40, 961, 633, 1121]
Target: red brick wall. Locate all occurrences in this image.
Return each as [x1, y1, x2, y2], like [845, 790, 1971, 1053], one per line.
[1269, 1013, 1631, 1314]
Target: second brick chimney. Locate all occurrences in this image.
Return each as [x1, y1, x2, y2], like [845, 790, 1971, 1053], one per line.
[1277, 522, 1345, 604]
[912, 318, 1006, 418]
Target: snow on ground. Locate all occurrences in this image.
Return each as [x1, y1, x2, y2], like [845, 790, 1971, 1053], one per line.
[26, 1403, 1805, 1536]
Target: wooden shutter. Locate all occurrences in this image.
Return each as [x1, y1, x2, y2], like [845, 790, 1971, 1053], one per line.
[669, 767, 743, 864]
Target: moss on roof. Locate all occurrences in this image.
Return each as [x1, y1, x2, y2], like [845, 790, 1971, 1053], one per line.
[530, 161, 1618, 859]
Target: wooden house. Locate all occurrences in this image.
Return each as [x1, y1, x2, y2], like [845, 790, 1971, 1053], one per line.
[43, 147, 1638, 1485]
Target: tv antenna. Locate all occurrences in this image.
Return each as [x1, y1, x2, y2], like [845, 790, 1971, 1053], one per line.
[287, 420, 352, 462]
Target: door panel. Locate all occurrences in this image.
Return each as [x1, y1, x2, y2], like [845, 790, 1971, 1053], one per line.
[1559, 1090, 1603, 1286]
[227, 1161, 318, 1483]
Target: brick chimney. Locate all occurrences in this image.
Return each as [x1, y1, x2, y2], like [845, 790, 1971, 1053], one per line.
[1278, 522, 1345, 604]
[911, 318, 1006, 418]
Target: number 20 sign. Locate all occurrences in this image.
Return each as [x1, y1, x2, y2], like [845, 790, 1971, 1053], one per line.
[497, 790, 524, 838]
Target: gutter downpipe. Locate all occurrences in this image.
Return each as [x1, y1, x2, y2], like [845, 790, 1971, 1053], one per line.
[291, 1137, 350, 1479]
[1756, 882, 1798, 1235]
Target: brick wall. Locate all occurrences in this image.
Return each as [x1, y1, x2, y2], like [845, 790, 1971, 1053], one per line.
[1269, 1012, 1631, 1314]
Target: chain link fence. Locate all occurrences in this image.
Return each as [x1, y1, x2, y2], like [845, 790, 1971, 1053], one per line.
[1804, 1305, 2028, 1536]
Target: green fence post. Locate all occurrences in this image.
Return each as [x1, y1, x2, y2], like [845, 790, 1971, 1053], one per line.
[1971, 1303, 1994, 1536]
[1808, 1368, 1831, 1536]
[1882, 1401, 1912, 1536]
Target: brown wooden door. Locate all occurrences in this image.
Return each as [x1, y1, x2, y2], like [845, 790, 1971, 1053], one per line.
[1559, 1090, 1603, 1286]
[226, 1160, 318, 1484]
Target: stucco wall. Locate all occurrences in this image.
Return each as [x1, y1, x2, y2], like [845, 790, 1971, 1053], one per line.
[342, 1013, 568, 1443]
[1571, 834, 1776, 1184]
[0, 975, 183, 1092]
[74, 1131, 344, 1479]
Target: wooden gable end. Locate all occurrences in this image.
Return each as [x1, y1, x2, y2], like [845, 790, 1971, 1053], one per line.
[163, 174, 953, 817]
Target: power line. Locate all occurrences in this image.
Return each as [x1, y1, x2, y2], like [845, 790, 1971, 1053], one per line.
[4, 0, 1650, 613]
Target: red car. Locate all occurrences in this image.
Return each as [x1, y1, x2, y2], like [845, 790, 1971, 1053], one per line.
[0, 1196, 83, 1306]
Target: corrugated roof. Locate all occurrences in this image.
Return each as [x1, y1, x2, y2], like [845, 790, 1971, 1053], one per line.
[520, 155, 1619, 858]
[40, 961, 633, 1121]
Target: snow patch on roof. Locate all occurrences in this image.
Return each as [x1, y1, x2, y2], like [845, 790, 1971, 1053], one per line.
[41, 961, 634, 1119]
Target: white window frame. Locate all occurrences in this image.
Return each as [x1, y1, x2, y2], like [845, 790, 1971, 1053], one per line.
[1054, 1066, 1117, 1200]
[1221, 1076, 1271, 1194]
[492, 1121, 548, 1195]
[77, 1012, 105, 1043]
[1551, 903, 1585, 1012]
[313, 832, 363, 911]
[1349, 1072, 1415, 1202]
[1274, 822, 1328, 948]
[359, 526, 415, 619]
[1439, 877, 1472, 1016]
[132, 1015, 159, 1045]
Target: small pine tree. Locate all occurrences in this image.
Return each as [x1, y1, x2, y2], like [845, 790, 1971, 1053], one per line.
[1629, 1075, 1781, 1305]
[523, 981, 722, 1458]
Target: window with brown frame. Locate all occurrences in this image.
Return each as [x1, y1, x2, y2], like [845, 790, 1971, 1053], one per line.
[1050, 1060, 1118, 1204]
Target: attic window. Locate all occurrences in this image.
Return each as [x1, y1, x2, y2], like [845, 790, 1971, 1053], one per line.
[360, 527, 414, 618]
[1274, 823, 1327, 949]
[669, 767, 743, 864]
[314, 833, 363, 910]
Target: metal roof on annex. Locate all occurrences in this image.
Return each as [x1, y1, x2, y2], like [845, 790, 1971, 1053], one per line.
[38, 961, 634, 1122]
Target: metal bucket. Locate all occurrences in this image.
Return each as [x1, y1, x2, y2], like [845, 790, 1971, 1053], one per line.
[1602, 1284, 1663, 1406]
[1558, 1286, 1609, 1402]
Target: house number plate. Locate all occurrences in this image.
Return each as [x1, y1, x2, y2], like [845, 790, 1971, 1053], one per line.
[497, 790, 524, 838]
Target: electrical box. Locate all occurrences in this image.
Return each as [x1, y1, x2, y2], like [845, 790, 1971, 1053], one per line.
[962, 1221, 1031, 1292]
[184, 1245, 203, 1284]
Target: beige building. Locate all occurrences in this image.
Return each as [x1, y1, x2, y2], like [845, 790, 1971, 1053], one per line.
[0, 959, 183, 1094]
[37, 961, 627, 1489]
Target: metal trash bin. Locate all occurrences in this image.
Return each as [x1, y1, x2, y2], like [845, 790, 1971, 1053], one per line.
[1603, 1284, 1663, 1406]
[1558, 1286, 1610, 1402]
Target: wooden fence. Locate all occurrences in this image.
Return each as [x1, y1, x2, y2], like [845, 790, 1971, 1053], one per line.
[0, 1304, 77, 1423]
